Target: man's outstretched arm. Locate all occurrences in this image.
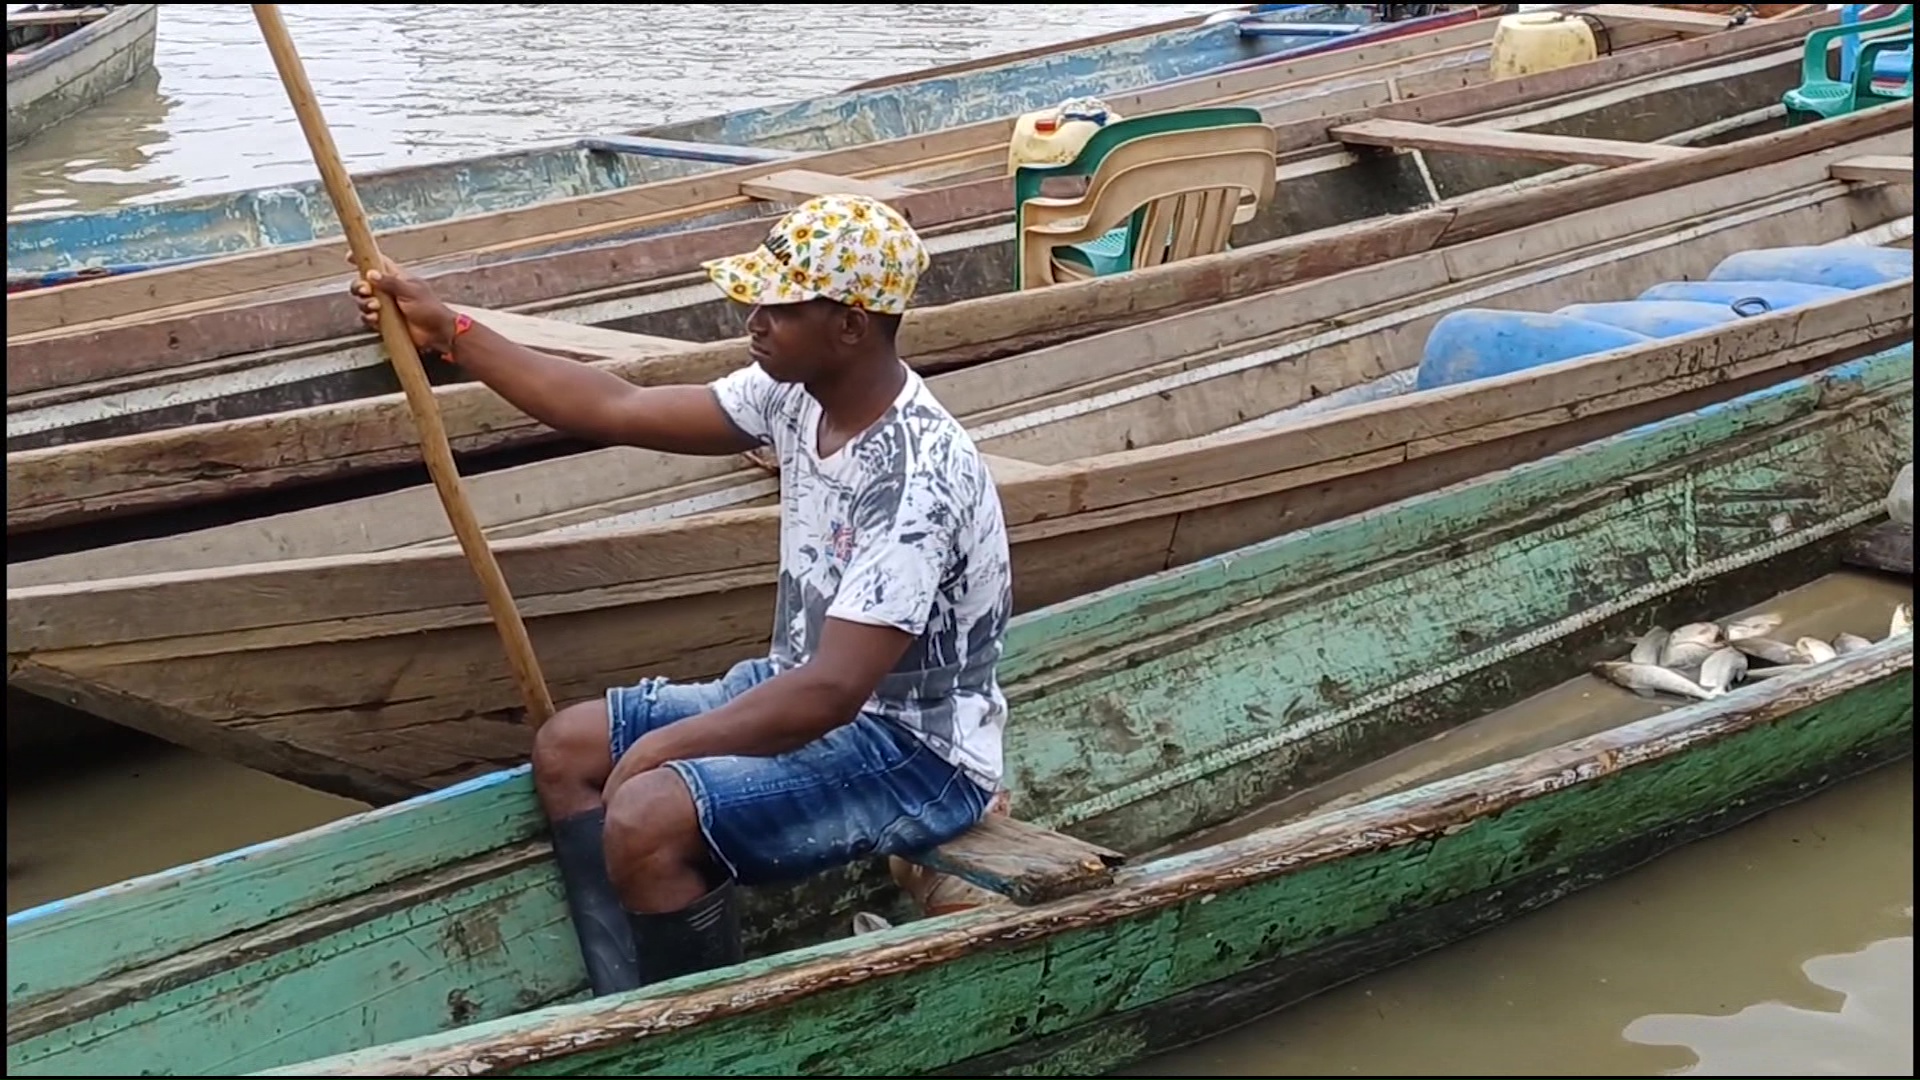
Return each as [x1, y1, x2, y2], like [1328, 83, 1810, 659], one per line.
[351, 261, 758, 456]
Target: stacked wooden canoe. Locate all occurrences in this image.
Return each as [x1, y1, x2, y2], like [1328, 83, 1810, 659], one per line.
[3, 5, 1876, 535]
[8, 94, 1912, 802]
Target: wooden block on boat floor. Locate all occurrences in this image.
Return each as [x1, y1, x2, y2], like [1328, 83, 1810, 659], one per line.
[739, 170, 915, 205]
[1842, 521, 1913, 576]
[1831, 156, 1913, 184]
[1330, 119, 1701, 167]
[903, 816, 1126, 905]
[449, 305, 698, 359]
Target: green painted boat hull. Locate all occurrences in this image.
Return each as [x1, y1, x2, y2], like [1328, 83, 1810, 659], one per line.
[6, 348, 1913, 1077]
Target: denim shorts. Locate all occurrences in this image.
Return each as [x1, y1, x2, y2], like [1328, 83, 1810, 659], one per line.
[605, 658, 994, 887]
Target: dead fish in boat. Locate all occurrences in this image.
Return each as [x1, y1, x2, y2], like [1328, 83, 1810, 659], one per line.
[1795, 636, 1839, 664]
[1893, 603, 1913, 639]
[1660, 622, 1723, 670]
[1722, 613, 1783, 642]
[1698, 647, 1749, 695]
[1629, 627, 1671, 666]
[851, 912, 893, 936]
[1745, 663, 1812, 680]
[1592, 661, 1719, 701]
[1833, 632, 1876, 656]
[1731, 636, 1803, 667]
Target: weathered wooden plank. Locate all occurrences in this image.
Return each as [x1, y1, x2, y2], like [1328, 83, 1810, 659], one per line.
[1597, 4, 1744, 35]
[1842, 520, 1913, 575]
[738, 169, 915, 204]
[445, 306, 697, 359]
[904, 817, 1125, 905]
[1332, 117, 1702, 166]
[1832, 155, 1914, 184]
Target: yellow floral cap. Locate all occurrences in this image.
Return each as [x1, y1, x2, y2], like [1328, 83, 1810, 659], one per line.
[702, 193, 930, 316]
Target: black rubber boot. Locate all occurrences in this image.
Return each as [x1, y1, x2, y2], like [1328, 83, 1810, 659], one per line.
[549, 809, 641, 996]
[628, 878, 746, 986]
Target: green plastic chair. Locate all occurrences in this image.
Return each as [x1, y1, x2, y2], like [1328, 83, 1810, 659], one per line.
[1013, 106, 1275, 290]
[1782, 7, 1914, 124]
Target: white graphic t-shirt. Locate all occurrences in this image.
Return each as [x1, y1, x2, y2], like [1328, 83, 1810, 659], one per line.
[708, 363, 1013, 790]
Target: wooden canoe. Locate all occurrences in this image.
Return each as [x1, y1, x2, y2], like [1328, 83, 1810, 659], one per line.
[7, 130, 1912, 802]
[7, 348, 1910, 1077]
[13, 129, 1914, 587]
[4, 3, 1807, 457]
[4, 4, 156, 149]
[1, 4, 1490, 298]
[10, 53, 1910, 561]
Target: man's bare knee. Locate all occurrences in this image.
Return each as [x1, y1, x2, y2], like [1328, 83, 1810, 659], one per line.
[532, 699, 614, 818]
[605, 769, 704, 868]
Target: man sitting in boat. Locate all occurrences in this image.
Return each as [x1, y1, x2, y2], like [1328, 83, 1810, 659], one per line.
[348, 194, 1013, 997]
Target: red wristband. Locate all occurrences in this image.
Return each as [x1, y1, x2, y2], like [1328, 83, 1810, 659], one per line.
[441, 312, 475, 364]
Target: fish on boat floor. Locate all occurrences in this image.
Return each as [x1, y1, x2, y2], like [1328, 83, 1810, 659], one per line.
[1161, 569, 1914, 858]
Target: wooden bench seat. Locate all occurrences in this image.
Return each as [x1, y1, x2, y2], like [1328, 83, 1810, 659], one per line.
[900, 815, 1126, 905]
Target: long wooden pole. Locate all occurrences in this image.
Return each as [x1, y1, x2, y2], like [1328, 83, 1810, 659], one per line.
[251, 4, 557, 727]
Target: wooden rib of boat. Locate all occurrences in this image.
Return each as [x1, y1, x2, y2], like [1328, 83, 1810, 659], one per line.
[1, 3, 1475, 291]
[5, 2, 1804, 453]
[8, 130, 1912, 803]
[8, 53, 1909, 561]
[7, 350, 1911, 1077]
[4, 4, 156, 149]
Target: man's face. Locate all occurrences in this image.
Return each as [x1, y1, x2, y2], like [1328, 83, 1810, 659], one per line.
[746, 299, 859, 383]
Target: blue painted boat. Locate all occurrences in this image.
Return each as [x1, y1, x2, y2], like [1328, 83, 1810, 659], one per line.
[3, 3, 1459, 289]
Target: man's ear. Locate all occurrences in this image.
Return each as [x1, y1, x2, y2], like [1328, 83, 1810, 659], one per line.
[838, 305, 872, 345]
